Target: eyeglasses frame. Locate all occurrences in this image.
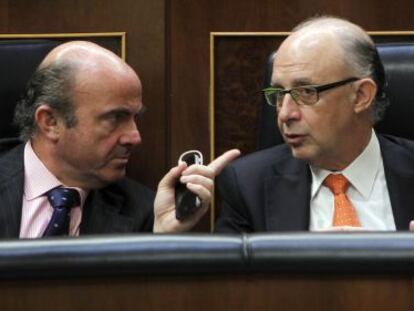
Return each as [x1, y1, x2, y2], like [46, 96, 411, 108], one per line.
[262, 77, 360, 107]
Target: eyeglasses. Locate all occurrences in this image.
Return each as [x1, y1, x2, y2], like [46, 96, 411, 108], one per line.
[262, 77, 359, 108]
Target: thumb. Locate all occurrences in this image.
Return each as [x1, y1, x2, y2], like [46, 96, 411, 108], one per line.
[157, 162, 187, 190]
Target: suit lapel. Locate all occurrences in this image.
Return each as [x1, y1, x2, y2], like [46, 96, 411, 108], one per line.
[380, 136, 414, 230]
[80, 187, 135, 234]
[0, 143, 25, 238]
[0, 175, 24, 238]
[264, 157, 311, 231]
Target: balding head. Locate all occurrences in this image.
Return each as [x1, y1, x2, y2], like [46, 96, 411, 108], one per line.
[272, 16, 386, 169]
[40, 41, 130, 75]
[14, 41, 139, 141]
[292, 16, 371, 39]
[14, 41, 143, 188]
[282, 16, 387, 123]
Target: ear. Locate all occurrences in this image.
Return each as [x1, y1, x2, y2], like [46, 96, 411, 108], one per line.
[34, 104, 62, 141]
[353, 78, 377, 114]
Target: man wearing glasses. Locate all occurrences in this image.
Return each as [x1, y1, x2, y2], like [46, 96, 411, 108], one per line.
[215, 16, 414, 232]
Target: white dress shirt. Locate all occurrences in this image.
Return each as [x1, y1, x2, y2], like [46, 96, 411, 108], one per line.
[309, 131, 396, 231]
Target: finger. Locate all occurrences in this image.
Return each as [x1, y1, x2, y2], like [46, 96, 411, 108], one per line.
[186, 182, 211, 205]
[180, 174, 214, 192]
[182, 164, 214, 178]
[208, 149, 241, 175]
[410, 220, 414, 231]
[157, 162, 187, 190]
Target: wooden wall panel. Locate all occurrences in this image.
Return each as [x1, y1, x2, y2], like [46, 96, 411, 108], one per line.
[0, 0, 166, 189]
[0, 1, 7, 30]
[214, 35, 283, 157]
[0, 274, 412, 311]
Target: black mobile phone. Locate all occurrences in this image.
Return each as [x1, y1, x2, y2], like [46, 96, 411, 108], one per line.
[175, 150, 203, 220]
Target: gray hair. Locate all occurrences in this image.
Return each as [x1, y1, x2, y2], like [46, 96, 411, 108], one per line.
[293, 16, 388, 123]
[14, 63, 77, 141]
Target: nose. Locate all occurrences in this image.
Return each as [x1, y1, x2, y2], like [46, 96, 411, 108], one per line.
[277, 94, 301, 124]
[119, 121, 142, 146]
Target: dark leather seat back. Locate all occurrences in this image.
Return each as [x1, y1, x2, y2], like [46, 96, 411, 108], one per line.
[258, 43, 414, 149]
[0, 40, 59, 138]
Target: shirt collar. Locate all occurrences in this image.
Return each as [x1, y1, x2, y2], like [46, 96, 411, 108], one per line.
[24, 141, 88, 204]
[310, 130, 380, 200]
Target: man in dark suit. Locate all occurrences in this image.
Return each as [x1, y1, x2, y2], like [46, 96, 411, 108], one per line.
[0, 41, 239, 238]
[215, 16, 414, 233]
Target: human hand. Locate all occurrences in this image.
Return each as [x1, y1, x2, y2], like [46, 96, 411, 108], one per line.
[410, 220, 414, 231]
[153, 149, 241, 232]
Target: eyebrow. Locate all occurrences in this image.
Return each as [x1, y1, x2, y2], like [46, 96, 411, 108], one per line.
[271, 78, 315, 88]
[137, 105, 147, 117]
[98, 106, 141, 120]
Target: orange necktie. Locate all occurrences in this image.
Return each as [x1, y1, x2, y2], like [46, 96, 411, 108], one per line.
[323, 174, 361, 227]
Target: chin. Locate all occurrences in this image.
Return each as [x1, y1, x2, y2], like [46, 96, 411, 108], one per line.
[108, 169, 127, 181]
[97, 169, 126, 187]
[290, 145, 316, 162]
[79, 166, 126, 189]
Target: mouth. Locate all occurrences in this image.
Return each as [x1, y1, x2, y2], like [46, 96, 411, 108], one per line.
[115, 157, 129, 161]
[283, 133, 306, 146]
[109, 148, 132, 166]
[111, 155, 130, 165]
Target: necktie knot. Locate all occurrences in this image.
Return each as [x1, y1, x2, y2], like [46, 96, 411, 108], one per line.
[47, 187, 80, 209]
[323, 174, 349, 195]
[43, 187, 80, 237]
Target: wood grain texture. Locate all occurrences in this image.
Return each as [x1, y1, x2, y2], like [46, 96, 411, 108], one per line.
[0, 274, 411, 310]
[214, 36, 281, 156]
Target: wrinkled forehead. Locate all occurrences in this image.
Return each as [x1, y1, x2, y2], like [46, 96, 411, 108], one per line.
[272, 31, 347, 85]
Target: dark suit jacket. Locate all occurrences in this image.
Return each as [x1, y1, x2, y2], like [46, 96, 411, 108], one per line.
[0, 139, 155, 238]
[215, 134, 414, 232]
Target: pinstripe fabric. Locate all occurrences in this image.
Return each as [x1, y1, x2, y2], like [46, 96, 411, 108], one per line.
[0, 141, 25, 238]
[0, 139, 155, 238]
[20, 142, 88, 238]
